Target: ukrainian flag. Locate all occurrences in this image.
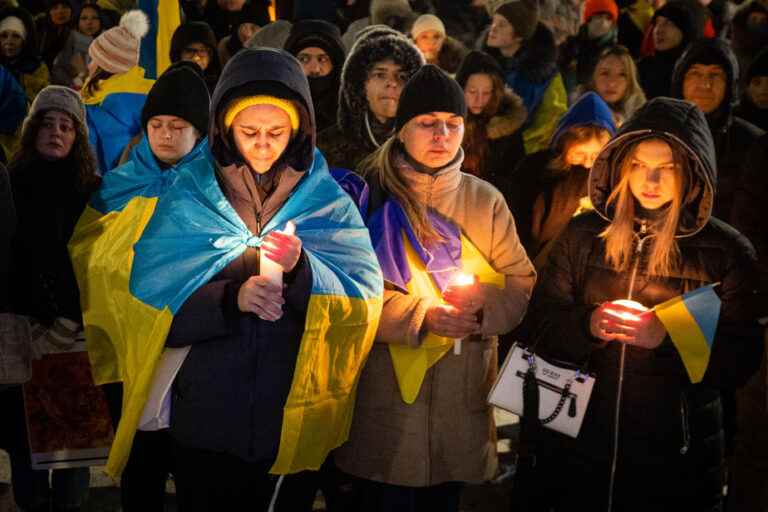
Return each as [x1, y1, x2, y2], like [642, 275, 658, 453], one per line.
[653, 284, 721, 383]
[368, 200, 504, 404]
[71, 149, 383, 477]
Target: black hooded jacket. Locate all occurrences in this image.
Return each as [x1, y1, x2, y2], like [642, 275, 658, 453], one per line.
[169, 21, 222, 93]
[519, 98, 763, 509]
[670, 38, 766, 220]
[165, 48, 315, 464]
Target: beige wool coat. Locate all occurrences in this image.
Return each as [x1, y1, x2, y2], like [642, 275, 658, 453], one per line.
[335, 152, 536, 487]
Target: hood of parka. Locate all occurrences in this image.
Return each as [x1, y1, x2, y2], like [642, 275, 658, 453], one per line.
[209, 47, 315, 173]
[670, 38, 740, 134]
[588, 97, 716, 237]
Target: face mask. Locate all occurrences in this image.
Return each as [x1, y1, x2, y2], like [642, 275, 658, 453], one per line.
[588, 17, 613, 39]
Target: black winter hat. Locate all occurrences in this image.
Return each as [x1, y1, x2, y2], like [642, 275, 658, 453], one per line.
[284, 19, 346, 70]
[169, 21, 217, 62]
[652, 2, 699, 42]
[395, 64, 467, 131]
[455, 50, 504, 88]
[141, 60, 210, 134]
[746, 47, 768, 81]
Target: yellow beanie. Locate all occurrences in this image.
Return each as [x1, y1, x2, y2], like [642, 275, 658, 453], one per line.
[223, 95, 300, 133]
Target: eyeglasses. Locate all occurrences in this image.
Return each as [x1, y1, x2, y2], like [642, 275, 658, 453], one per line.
[181, 46, 210, 58]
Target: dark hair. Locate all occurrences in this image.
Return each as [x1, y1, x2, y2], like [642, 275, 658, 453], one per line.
[11, 109, 99, 189]
[461, 72, 507, 178]
[82, 67, 114, 97]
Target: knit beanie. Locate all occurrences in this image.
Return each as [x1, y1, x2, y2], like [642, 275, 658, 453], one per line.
[284, 19, 346, 70]
[25, 85, 86, 135]
[411, 14, 446, 39]
[583, 0, 619, 23]
[0, 16, 26, 40]
[395, 65, 467, 131]
[141, 61, 210, 135]
[455, 50, 504, 88]
[89, 9, 149, 74]
[652, 2, 696, 38]
[496, 0, 540, 41]
[746, 47, 768, 82]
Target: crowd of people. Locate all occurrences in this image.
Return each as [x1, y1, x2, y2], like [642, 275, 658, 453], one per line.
[0, 0, 767, 511]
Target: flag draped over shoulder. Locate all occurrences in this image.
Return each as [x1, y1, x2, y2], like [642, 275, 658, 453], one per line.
[71, 149, 383, 477]
[653, 284, 721, 384]
[367, 200, 504, 404]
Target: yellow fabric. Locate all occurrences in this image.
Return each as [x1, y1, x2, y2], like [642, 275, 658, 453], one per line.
[523, 73, 568, 155]
[156, 0, 181, 76]
[626, 0, 654, 32]
[389, 233, 505, 404]
[70, 198, 173, 478]
[271, 294, 382, 473]
[21, 63, 49, 104]
[0, 126, 21, 162]
[654, 296, 711, 384]
[223, 95, 300, 133]
[81, 66, 155, 106]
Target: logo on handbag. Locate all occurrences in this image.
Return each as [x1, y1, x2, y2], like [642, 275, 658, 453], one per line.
[488, 342, 596, 438]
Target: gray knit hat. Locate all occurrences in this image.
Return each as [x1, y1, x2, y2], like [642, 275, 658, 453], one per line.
[24, 85, 87, 136]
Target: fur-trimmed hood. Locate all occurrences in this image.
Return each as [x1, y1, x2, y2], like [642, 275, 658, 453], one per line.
[338, 26, 423, 144]
[486, 89, 527, 139]
[435, 35, 468, 75]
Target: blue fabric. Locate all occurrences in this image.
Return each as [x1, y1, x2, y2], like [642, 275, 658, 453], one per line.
[329, 167, 369, 215]
[86, 93, 148, 174]
[550, 91, 616, 147]
[130, 149, 382, 312]
[368, 199, 462, 294]
[0, 66, 26, 135]
[138, 0, 159, 80]
[90, 135, 210, 214]
[681, 284, 721, 350]
[505, 69, 553, 129]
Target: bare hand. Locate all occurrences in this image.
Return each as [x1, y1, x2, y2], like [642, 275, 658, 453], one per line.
[590, 302, 666, 348]
[442, 282, 484, 315]
[237, 275, 284, 321]
[262, 231, 302, 273]
[423, 304, 480, 339]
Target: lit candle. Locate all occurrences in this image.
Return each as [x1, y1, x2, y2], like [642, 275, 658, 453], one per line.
[260, 221, 296, 287]
[449, 272, 476, 355]
[605, 299, 648, 322]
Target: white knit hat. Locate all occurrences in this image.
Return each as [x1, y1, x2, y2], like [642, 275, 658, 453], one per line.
[88, 9, 149, 74]
[411, 14, 445, 39]
[0, 16, 27, 41]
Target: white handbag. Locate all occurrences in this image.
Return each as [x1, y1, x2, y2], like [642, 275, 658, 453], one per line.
[488, 342, 596, 438]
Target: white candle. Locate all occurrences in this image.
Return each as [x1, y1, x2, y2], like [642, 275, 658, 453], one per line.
[450, 272, 475, 355]
[259, 221, 296, 287]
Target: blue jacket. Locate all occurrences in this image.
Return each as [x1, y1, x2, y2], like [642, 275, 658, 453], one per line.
[551, 91, 616, 147]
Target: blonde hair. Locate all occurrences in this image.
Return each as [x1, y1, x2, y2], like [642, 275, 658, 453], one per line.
[599, 138, 688, 277]
[589, 46, 646, 123]
[360, 136, 443, 244]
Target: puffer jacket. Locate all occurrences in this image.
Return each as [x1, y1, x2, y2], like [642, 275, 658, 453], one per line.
[670, 38, 766, 220]
[166, 48, 314, 464]
[517, 98, 764, 511]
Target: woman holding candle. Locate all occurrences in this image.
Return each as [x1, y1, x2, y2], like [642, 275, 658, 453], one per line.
[334, 65, 536, 511]
[512, 97, 764, 512]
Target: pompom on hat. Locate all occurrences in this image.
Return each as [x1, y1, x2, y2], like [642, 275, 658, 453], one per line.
[88, 9, 149, 74]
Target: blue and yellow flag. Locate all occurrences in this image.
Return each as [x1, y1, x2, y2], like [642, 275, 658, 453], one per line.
[71, 149, 383, 477]
[368, 200, 504, 404]
[654, 284, 721, 383]
[137, 0, 181, 79]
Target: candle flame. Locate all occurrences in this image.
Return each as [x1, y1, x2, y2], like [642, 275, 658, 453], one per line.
[452, 272, 474, 287]
[606, 299, 648, 322]
[283, 221, 296, 236]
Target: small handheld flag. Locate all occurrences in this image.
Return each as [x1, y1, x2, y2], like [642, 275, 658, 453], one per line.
[653, 284, 721, 383]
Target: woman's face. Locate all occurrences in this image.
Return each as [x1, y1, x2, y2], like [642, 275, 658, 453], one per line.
[464, 73, 494, 115]
[414, 30, 444, 62]
[147, 115, 199, 165]
[653, 16, 683, 51]
[747, 75, 768, 109]
[593, 55, 628, 104]
[78, 6, 101, 37]
[564, 133, 610, 169]
[365, 59, 408, 123]
[50, 2, 72, 26]
[35, 110, 77, 161]
[627, 138, 679, 210]
[231, 104, 293, 174]
[400, 112, 464, 169]
[0, 30, 24, 59]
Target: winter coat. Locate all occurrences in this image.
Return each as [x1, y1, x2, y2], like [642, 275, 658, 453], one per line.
[166, 48, 316, 464]
[433, 0, 489, 49]
[488, 23, 568, 155]
[169, 21, 221, 93]
[617, 0, 654, 58]
[203, 0, 270, 42]
[340, 0, 416, 51]
[334, 149, 536, 487]
[516, 98, 764, 511]
[0, 163, 13, 311]
[734, 47, 768, 131]
[670, 38, 766, 220]
[8, 156, 95, 325]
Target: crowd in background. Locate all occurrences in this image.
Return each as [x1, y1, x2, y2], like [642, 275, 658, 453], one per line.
[1, 0, 767, 511]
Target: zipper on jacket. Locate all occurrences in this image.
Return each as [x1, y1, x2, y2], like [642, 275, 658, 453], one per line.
[680, 393, 690, 455]
[607, 221, 648, 512]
